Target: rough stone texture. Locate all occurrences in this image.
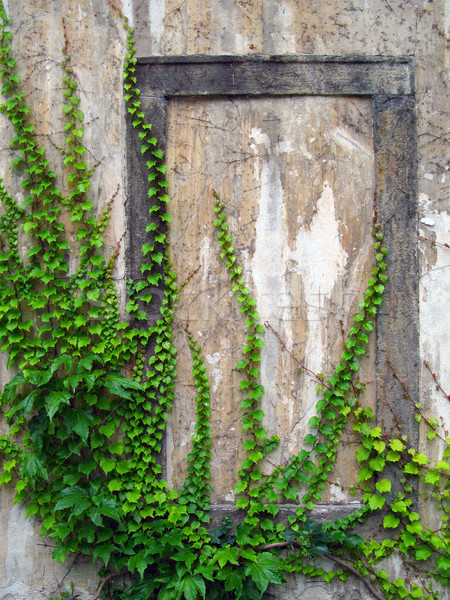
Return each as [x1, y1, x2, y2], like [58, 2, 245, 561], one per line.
[0, 1, 448, 599]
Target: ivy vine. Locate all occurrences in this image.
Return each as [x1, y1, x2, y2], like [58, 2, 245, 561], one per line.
[0, 3, 448, 600]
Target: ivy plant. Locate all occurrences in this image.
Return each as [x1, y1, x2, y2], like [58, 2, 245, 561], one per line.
[0, 3, 448, 600]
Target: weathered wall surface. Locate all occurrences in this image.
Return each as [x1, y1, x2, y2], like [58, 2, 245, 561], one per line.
[0, 2, 127, 599]
[0, 1, 448, 599]
[166, 95, 375, 503]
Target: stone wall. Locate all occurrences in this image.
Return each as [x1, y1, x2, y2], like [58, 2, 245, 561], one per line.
[0, 1, 448, 599]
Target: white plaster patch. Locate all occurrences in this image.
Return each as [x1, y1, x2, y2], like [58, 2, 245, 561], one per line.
[421, 217, 435, 227]
[419, 192, 431, 210]
[165, 411, 174, 485]
[424, 172, 434, 180]
[206, 352, 220, 365]
[250, 127, 270, 148]
[0, 581, 32, 600]
[420, 207, 450, 447]
[329, 482, 348, 502]
[267, 1, 296, 53]
[275, 139, 294, 155]
[121, 0, 134, 26]
[249, 126, 292, 436]
[445, 0, 450, 37]
[210, 367, 223, 394]
[224, 489, 235, 502]
[297, 586, 332, 600]
[149, 0, 165, 49]
[206, 352, 223, 394]
[297, 141, 313, 160]
[199, 235, 211, 276]
[5, 504, 34, 585]
[232, 33, 248, 54]
[290, 181, 347, 374]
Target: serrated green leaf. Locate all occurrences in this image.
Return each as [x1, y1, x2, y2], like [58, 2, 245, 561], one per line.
[46, 390, 72, 420]
[55, 485, 90, 514]
[102, 372, 143, 399]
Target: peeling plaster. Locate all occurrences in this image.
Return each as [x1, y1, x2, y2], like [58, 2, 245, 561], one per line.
[5, 504, 34, 587]
[249, 127, 292, 433]
[122, 0, 134, 26]
[206, 352, 220, 364]
[149, 0, 165, 49]
[446, 0, 450, 37]
[419, 206, 450, 420]
[329, 482, 348, 502]
[290, 181, 347, 374]
[262, 0, 296, 54]
[206, 353, 222, 393]
[199, 236, 211, 276]
[297, 586, 332, 600]
[3, 0, 449, 598]
[224, 489, 235, 502]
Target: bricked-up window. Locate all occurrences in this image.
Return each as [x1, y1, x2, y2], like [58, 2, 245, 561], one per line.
[128, 56, 418, 520]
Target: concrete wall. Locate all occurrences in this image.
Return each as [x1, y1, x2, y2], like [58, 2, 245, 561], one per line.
[0, 1, 448, 599]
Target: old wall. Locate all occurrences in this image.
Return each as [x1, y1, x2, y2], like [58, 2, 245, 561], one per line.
[0, 1, 448, 600]
[0, 2, 127, 599]
[166, 94, 376, 504]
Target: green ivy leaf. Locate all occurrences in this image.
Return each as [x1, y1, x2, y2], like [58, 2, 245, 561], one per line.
[415, 546, 432, 561]
[357, 467, 373, 483]
[244, 552, 285, 594]
[412, 452, 428, 465]
[375, 479, 391, 493]
[55, 485, 91, 515]
[108, 442, 124, 455]
[308, 416, 320, 428]
[100, 457, 116, 474]
[369, 455, 385, 472]
[404, 462, 419, 475]
[46, 390, 72, 420]
[102, 372, 143, 399]
[224, 572, 243, 597]
[383, 514, 400, 529]
[180, 574, 206, 600]
[369, 494, 385, 510]
[424, 470, 440, 486]
[356, 446, 371, 462]
[21, 452, 48, 482]
[64, 408, 93, 442]
[92, 543, 115, 568]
